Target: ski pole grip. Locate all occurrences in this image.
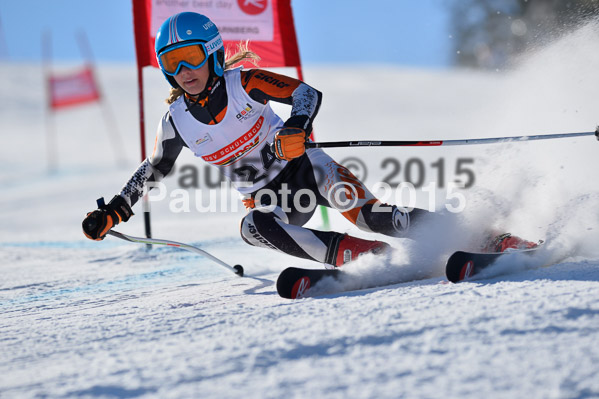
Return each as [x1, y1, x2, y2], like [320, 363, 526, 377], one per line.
[595, 126, 598, 141]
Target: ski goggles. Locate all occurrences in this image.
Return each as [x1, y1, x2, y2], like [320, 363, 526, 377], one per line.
[158, 35, 223, 76]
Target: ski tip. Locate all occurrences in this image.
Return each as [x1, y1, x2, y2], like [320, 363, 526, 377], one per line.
[445, 244, 544, 283]
[276, 267, 341, 299]
[290, 276, 311, 299]
[276, 267, 310, 299]
[445, 251, 470, 283]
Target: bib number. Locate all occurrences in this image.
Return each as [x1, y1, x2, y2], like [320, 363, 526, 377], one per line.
[233, 142, 280, 184]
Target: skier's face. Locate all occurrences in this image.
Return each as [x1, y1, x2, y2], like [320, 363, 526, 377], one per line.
[174, 62, 211, 96]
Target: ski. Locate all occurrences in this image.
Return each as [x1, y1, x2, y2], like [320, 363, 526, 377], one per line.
[445, 245, 543, 283]
[277, 244, 545, 299]
[276, 267, 342, 299]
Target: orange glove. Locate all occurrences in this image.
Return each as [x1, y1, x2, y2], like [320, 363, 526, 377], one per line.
[82, 196, 133, 240]
[272, 127, 307, 161]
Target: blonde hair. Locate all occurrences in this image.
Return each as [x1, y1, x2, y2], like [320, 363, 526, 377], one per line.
[165, 41, 260, 104]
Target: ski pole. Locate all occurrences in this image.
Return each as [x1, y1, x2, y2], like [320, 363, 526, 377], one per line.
[305, 127, 599, 149]
[107, 230, 244, 277]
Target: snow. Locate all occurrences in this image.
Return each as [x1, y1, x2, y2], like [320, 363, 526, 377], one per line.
[2, 22, 599, 398]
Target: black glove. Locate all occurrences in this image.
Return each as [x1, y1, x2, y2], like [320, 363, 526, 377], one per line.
[82, 196, 133, 240]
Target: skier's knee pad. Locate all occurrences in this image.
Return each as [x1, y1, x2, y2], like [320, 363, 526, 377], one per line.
[239, 211, 258, 246]
[359, 202, 426, 237]
[239, 208, 285, 248]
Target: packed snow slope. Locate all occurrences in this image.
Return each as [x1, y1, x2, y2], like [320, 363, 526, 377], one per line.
[1, 23, 599, 399]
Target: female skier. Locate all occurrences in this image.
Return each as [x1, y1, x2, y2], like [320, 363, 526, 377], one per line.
[82, 12, 533, 267]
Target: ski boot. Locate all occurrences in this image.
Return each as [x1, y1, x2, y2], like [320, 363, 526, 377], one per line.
[484, 233, 539, 253]
[333, 234, 391, 266]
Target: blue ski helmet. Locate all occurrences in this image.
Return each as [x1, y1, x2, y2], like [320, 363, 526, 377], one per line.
[155, 12, 225, 89]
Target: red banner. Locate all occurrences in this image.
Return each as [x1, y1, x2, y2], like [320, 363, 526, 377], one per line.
[132, 0, 301, 69]
[48, 67, 100, 109]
